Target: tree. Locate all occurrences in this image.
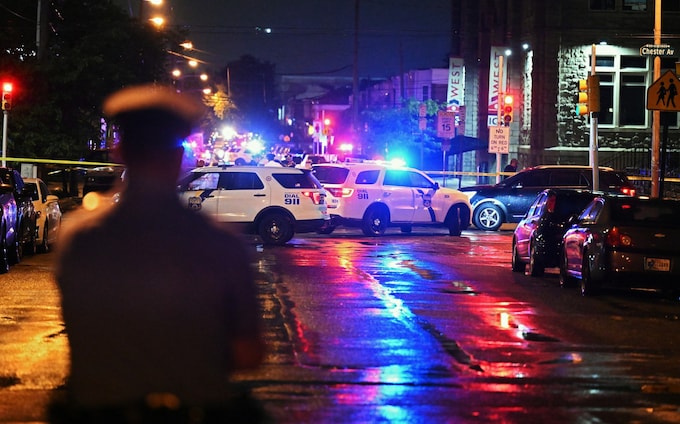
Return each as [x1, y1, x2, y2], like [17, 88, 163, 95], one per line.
[0, 0, 179, 159]
[204, 84, 236, 121]
[225, 55, 280, 141]
[360, 98, 444, 169]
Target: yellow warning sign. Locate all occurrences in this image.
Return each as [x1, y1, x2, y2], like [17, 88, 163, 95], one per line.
[647, 70, 680, 111]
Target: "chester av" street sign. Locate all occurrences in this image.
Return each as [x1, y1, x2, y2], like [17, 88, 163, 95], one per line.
[639, 43, 676, 57]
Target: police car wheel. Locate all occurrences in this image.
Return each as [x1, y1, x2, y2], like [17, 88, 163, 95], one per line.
[362, 205, 388, 236]
[446, 205, 467, 236]
[258, 212, 294, 245]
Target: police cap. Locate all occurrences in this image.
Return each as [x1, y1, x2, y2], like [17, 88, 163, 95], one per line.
[103, 84, 204, 150]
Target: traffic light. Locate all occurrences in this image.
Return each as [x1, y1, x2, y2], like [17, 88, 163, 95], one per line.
[588, 75, 600, 113]
[576, 75, 600, 116]
[1, 82, 12, 111]
[501, 94, 513, 126]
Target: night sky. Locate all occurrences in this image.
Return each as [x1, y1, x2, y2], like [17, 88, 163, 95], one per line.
[121, 0, 453, 78]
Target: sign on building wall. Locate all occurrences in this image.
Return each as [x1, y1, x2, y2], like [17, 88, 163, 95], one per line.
[447, 58, 465, 112]
[487, 46, 508, 127]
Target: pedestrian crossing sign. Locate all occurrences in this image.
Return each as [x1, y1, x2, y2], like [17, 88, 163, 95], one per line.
[647, 70, 680, 111]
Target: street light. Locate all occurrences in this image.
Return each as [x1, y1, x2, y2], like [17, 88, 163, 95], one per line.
[149, 16, 164, 28]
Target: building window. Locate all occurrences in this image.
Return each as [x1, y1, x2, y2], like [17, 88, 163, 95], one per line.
[620, 74, 646, 125]
[422, 86, 429, 101]
[623, 0, 647, 11]
[590, 54, 650, 128]
[662, 0, 680, 11]
[590, 0, 615, 10]
[598, 74, 614, 125]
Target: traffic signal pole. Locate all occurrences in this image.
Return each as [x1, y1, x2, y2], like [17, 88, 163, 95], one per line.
[590, 44, 599, 192]
[496, 56, 504, 184]
[2, 110, 7, 167]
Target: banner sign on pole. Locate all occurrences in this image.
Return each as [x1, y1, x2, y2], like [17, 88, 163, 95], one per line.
[447, 58, 465, 112]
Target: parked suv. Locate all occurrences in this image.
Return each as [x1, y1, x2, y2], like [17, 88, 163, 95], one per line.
[312, 161, 471, 236]
[177, 165, 329, 245]
[460, 165, 636, 231]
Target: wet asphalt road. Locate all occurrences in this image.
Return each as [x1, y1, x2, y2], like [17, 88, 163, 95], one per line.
[2, 227, 680, 423]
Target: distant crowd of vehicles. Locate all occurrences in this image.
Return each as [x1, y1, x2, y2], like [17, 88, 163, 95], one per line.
[9, 156, 679, 297]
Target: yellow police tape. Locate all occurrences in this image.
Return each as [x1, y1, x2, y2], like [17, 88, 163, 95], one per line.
[3, 156, 677, 184]
[0, 156, 123, 167]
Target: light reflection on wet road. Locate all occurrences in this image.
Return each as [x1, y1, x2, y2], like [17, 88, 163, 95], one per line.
[239, 229, 680, 423]
[2, 229, 680, 422]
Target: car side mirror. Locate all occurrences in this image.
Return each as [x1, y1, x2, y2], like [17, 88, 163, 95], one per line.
[433, 182, 440, 190]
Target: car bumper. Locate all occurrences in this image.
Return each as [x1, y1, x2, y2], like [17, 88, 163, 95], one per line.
[596, 251, 680, 288]
[295, 218, 330, 234]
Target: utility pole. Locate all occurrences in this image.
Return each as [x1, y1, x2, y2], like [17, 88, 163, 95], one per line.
[36, 0, 48, 61]
[352, 0, 360, 154]
[651, 0, 662, 198]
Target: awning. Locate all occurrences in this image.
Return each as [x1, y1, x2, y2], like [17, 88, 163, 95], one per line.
[445, 135, 488, 153]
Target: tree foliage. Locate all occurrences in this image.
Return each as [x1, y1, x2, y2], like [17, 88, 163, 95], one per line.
[203, 84, 236, 121]
[0, 0, 179, 160]
[360, 98, 446, 168]
[225, 55, 280, 141]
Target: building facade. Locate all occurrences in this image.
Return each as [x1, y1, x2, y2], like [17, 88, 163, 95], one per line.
[453, 0, 680, 177]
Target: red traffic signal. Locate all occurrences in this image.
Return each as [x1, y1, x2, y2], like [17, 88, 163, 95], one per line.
[501, 94, 513, 126]
[1, 82, 12, 111]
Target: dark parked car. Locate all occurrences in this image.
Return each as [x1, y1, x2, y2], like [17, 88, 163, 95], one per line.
[0, 168, 37, 259]
[560, 196, 680, 295]
[83, 166, 125, 195]
[512, 189, 598, 276]
[0, 183, 17, 273]
[460, 165, 636, 231]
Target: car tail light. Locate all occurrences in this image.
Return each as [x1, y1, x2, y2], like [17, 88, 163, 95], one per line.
[620, 186, 636, 197]
[605, 226, 632, 247]
[302, 191, 324, 205]
[326, 187, 354, 198]
[546, 194, 556, 213]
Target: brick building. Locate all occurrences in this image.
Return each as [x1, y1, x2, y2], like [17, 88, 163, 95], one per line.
[452, 0, 680, 175]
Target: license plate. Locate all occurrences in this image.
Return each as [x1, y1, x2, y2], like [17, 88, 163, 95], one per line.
[644, 257, 670, 272]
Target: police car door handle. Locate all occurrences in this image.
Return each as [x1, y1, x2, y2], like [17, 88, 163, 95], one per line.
[253, 194, 266, 197]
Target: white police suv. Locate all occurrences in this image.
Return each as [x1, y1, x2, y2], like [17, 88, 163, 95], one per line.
[178, 166, 329, 245]
[312, 161, 471, 236]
